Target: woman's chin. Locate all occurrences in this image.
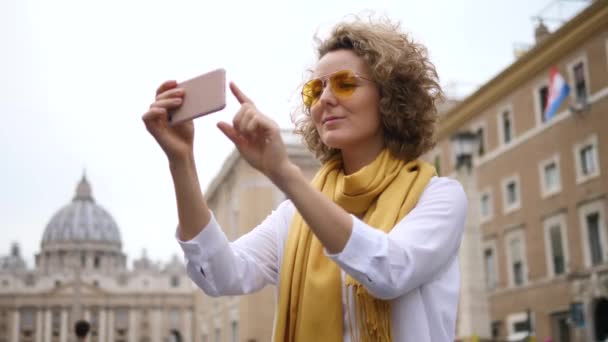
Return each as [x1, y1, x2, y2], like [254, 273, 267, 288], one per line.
[320, 138, 345, 150]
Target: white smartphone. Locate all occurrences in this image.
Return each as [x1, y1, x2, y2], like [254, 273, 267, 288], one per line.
[168, 68, 227, 125]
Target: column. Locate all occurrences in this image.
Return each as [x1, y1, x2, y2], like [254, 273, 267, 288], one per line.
[59, 309, 68, 342]
[151, 309, 163, 342]
[98, 309, 106, 342]
[107, 309, 114, 342]
[128, 308, 138, 342]
[84, 309, 90, 322]
[182, 309, 192, 342]
[43, 309, 51, 342]
[35, 310, 43, 342]
[584, 294, 594, 342]
[10, 309, 19, 342]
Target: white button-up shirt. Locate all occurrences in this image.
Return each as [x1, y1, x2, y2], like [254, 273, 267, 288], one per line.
[177, 176, 467, 342]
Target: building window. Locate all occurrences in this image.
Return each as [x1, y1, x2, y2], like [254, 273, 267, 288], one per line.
[20, 308, 35, 339]
[574, 135, 600, 184]
[58, 250, 66, 268]
[118, 274, 127, 286]
[503, 112, 512, 144]
[579, 200, 607, 268]
[569, 60, 588, 104]
[483, 245, 498, 289]
[580, 146, 596, 175]
[51, 308, 61, 337]
[544, 163, 559, 192]
[588, 213, 603, 266]
[502, 175, 521, 214]
[543, 213, 569, 277]
[115, 308, 129, 342]
[507, 312, 531, 341]
[507, 231, 527, 286]
[94, 255, 101, 269]
[480, 189, 493, 222]
[140, 309, 149, 332]
[169, 309, 180, 327]
[507, 183, 517, 204]
[499, 107, 514, 145]
[539, 155, 561, 198]
[24, 274, 35, 287]
[477, 127, 485, 156]
[231, 321, 239, 342]
[538, 85, 549, 123]
[573, 62, 587, 102]
[90, 309, 99, 338]
[469, 122, 487, 157]
[513, 255, 524, 284]
[550, 225, 566, 274]
[170, 275, 180, 288]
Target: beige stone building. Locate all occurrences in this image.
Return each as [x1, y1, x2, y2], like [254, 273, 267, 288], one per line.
[197, 131, 319, 342]
[0, 176, 200, 342]
[429, 1, 608, 341]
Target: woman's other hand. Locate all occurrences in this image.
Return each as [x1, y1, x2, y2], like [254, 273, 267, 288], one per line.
[142, 80, 194, 162]
[217, 82, 293, 183]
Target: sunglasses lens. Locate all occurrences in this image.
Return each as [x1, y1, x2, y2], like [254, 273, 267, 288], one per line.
[302, 79, 323, 108]
[302, 70, 360, 108]
[330, 70, 358, 98]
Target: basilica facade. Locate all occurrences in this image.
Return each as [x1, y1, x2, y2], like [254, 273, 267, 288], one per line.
[0, 176, 200, 342]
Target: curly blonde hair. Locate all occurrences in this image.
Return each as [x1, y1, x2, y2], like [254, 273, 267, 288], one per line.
[293, 16, 443, 163]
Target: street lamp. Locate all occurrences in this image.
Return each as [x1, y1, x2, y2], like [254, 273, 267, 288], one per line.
[450, 130, 478, 171]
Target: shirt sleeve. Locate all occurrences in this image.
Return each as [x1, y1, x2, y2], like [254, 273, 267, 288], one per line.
[176, 200, 292, 297]
[326, 177, 467, 300]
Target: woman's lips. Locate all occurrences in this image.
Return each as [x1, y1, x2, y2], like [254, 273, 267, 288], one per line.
[323, 116, 343, 124]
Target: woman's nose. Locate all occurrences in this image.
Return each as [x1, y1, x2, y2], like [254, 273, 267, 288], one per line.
[318, 83, 337, 105]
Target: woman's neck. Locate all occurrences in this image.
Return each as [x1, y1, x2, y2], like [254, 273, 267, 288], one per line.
[340, 140, 385, 175]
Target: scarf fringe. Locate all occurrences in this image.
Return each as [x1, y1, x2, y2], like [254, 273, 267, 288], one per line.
[347, 279, 392, 342]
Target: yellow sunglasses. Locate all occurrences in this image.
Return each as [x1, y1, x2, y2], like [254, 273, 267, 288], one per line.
[301, 69, 373, 109]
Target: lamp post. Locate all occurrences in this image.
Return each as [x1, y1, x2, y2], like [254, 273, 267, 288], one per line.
[450, 130, 492, 340]
[450, 130, 478, 172]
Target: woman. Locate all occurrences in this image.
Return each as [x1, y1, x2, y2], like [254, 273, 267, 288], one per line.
[143, 17, 466, 342]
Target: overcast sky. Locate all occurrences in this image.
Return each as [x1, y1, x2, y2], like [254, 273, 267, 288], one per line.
[0, 0, 588, 267]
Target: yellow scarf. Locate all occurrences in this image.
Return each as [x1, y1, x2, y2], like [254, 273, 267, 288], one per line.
[273, 149, 436, 342]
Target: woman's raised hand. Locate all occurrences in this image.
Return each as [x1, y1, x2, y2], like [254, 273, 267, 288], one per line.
[142, 80, 194, 162]
[217, 82, 292, 182]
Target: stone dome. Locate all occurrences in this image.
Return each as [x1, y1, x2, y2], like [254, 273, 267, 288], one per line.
[41, 175, 122, 246]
